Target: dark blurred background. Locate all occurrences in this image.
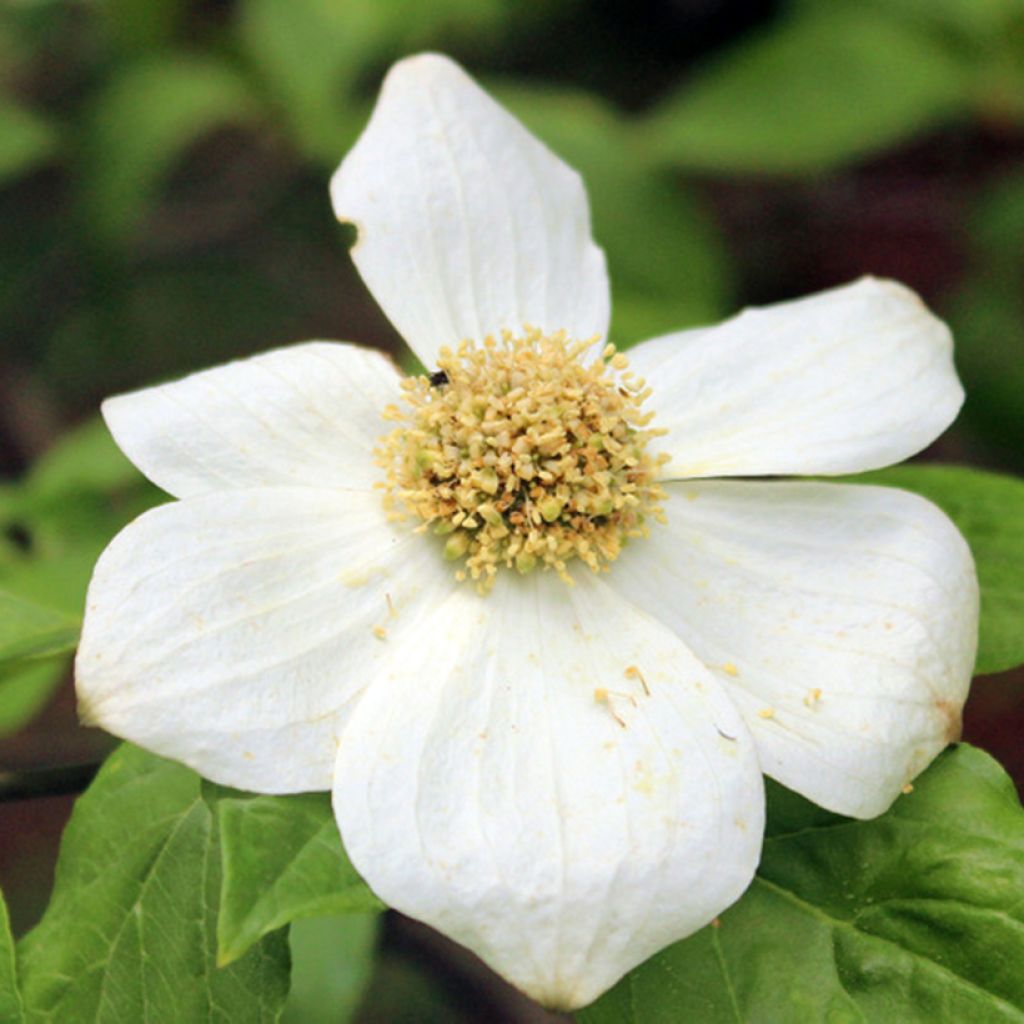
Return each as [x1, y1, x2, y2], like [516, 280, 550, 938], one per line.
[1, 0, 1022, 1019]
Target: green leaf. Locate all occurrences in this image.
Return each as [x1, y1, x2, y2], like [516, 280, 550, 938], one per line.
[0, 589, 78, 664]
[237, 0, 519, 166]
[235, 0, 366, 165]
[856, 465, 1024, 675]
[0, 100, 58, 184]
[968, 173, 1024, 268]
[946, 175, 1024, 467]
[101, 0, 186, 54]
[498, 84, 730, 343]
[16, 745, 290, 1022]
[645, 7, 970, 174]
[864, 0, 1024, 44]
[0, 889, 23, 1024]
[581, 744, 1024, 1023]
[78, 56, 258, 248]
[217, 791, 382, 965]
[949, 281, 1024, 469]
[282, 915, 379, 1024]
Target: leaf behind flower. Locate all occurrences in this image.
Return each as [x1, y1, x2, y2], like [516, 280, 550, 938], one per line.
[16, 745, 290, 1023]
[216, 790, 382, 966]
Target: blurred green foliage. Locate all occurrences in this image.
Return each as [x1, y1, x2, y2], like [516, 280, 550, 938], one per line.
[644, 6, 970, 173]
[948, 173, 1024, 468]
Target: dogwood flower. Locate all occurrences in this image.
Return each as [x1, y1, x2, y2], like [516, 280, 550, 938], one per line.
[76, 54, 978, 1009]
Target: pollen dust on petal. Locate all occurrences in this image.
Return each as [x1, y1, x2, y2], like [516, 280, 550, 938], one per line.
[594, 687, 628, 728]
[624, 664, 650, 695]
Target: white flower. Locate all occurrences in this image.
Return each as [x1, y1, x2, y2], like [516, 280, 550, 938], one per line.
[75, 54, 978, 1010]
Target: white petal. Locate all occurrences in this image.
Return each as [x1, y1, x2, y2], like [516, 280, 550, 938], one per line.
[103, 342, 400, 498]
[330, 53, 609, 368]
[629, 278, 963, 478]
[76, 488, 454, 792]
[332, 571, 763, 1010]
[609, 480, 978, 818]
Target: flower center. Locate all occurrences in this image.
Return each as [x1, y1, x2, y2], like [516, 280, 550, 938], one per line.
[377, 329, 668, 591]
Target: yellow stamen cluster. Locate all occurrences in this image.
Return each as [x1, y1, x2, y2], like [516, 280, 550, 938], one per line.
[377, 328, 668, 591]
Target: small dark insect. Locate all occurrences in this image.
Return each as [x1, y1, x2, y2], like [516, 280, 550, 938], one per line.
[428, 369, 449, 387]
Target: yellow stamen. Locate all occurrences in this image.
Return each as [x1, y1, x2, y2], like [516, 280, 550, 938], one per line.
[624, 665, 650, 695]
[803, 687, 822, 707]
[377, 329, 668, 592]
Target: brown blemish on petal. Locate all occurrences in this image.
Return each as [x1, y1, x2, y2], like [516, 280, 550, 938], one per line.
[936, 699, 962, 743]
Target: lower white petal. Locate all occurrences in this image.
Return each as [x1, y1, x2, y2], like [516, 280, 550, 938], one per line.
[332, 571, 763, 1010]
[76, 488, 454, 792]
[609, 480, 979, 818]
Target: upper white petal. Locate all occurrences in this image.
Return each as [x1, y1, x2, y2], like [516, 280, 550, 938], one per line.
[609, 480, 978, 818]
[332, 570, 763, 1010]
[629, 278, 964, 479]
[102, 341, 400, 498]
[76, 487, 454, 792]
[330, 53, 610, 368]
